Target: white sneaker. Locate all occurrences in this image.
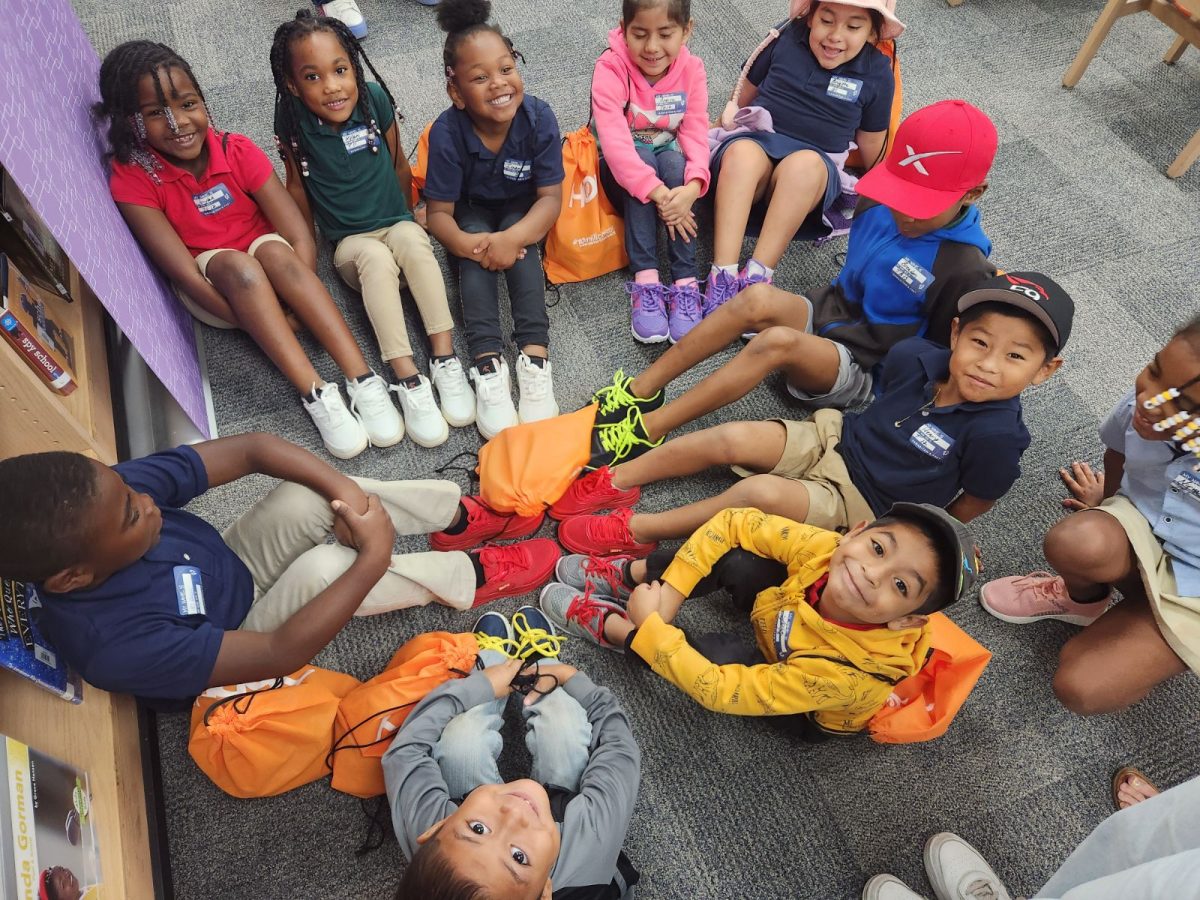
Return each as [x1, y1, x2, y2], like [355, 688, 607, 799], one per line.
[346, 373, 404, 448]
[391, 376, 449, 448]
[924, 833, 1011, 900]
[469, 358, 519, 440]
[516, 353, 559, 423]
[317, 0, 367, 38]
[863, 875, 928, 900]
[430, 357, 475, 427]
[303, 382, 369, 459]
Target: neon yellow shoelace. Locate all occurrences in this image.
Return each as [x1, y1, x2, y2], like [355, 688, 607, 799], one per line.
[474, 632, 520, 657]
[593, 370, 636, 416]
[596, 407, 661, 464]
[512, 611, 566, 661]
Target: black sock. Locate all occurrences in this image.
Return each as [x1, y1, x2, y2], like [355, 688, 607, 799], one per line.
[524, 354, 547, 369]
[432, 354, 456, 365]
[399, 374, 423, 389]
[441, 502, 470, 535]
[475, 354, 502, 376]
[620, 560, 639, 590]
[1073, 585, 1110, 604]
[470, 553, 487, 587]
[352, 371, 374, 383]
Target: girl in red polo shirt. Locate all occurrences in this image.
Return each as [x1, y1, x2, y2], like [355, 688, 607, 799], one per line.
[98, 40, 402, 460]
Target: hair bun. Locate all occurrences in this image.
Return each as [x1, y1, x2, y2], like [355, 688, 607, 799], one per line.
[294, 6, 317, 21]
[436, 0, 492, 35]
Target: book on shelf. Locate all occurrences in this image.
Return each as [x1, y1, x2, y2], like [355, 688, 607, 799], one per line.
[0, 734, 103, 900]
[0, 579, 82, 703]
[0, 168, 71, 299]
[0, 252, 79, 396]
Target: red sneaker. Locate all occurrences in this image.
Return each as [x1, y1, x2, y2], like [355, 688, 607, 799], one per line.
[430, 496, 543, 552]
[557, 508, 657, 557]
[549, 466, 640, 520]
[472, 539, 562, 607]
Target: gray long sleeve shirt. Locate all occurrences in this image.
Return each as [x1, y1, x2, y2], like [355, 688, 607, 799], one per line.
[383, 670, 641, 896]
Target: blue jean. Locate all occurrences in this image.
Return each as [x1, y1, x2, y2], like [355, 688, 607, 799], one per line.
[601, 145, 697, 280]
[453, 199, 550, 358]
[432, 650, 593, 798]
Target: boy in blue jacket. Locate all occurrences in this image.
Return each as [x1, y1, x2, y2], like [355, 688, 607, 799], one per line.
[585, 100, 998, 469]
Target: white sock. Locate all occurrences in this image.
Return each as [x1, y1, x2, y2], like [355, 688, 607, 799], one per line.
[745, 258, 774, 280]
[710, 264, 737, 278]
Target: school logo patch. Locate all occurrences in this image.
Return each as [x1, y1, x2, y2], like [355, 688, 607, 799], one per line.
[503, 158, 532, 182]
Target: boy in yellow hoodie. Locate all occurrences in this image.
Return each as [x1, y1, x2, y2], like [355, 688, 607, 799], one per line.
[540, 502, 979, 734]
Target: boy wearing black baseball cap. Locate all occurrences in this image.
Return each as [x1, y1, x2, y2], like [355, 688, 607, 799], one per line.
[544, 501, 980, 736]
[549, 272, 1072, 558]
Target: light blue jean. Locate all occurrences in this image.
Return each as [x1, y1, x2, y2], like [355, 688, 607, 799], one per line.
[433, 650, 593, 799]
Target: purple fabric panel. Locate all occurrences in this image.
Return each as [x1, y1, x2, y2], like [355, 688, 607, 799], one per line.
[0, 0, 209, 435]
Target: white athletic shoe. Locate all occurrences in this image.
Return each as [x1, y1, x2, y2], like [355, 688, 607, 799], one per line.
[317, 0, 367, 38]
[469, 358, 519, 440]
[303, 382, 369, 459]
[862, 875, 928, 900]
[430, 357, 476, 427]
[516, 353, 559, 423]
[345, 373, 405, 448]
[391, 376, 449, 448]
[924, 833, 1011, 900]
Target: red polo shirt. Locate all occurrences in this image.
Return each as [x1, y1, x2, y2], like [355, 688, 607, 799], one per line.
[109, 129, 275, 257]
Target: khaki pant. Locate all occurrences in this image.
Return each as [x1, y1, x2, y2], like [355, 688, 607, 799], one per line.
[176, 232, 293, 329]
[223, 477, 474, 632]
[333, 220, 454, 361]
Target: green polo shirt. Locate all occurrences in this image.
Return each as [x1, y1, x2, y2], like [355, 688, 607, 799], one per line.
[278, 81, 412, 241]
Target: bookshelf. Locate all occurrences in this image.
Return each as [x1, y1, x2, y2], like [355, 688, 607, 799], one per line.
[0, 260, 156, 898]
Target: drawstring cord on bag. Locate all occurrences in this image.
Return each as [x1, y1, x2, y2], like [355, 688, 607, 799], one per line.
[201, 677, 286, 727]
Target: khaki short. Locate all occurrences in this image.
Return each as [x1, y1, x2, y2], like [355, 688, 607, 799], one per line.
[175, 233, 292, 329]
[731, 409, 876, 532]
[1097, 494, 1200, 674]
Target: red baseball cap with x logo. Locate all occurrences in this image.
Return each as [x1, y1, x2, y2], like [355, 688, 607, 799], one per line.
[856, 99, 999, 220]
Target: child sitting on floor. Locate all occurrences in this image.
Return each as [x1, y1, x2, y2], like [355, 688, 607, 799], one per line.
[980, 314, 1200, 717]
[541, 503, 977, 734]
[0, 433, 561, 703]
[385, 609, 641, 899]
[549, 272, 1073, 557]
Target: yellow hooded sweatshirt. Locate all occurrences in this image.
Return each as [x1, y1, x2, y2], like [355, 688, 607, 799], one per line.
[629, 508, 934, 734]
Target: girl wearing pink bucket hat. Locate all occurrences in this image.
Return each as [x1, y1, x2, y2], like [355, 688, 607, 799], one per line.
[703, 0, 904, 316]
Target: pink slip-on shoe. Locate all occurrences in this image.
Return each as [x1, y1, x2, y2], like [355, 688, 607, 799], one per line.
[979, 571, 1111, 626]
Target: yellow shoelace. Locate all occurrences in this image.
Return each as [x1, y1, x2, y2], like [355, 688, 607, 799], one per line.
[512, 611, 566, 661]
[474, 632, 520, 657]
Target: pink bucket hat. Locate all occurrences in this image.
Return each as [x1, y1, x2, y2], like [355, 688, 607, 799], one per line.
[790, 0, 905, 41]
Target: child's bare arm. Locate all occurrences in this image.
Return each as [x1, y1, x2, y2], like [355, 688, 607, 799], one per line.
[503, 183, 562, 247]
[387, 121, 414, 207]
[853, 128, 888, 169]
[1102, 448, 1125, 499]
[945, 493, 995, 523]
[250, 173, 319, 270]
[278, 143, 317, 240]
[426, 198, 483, 258]
[116, 202, 236, 322]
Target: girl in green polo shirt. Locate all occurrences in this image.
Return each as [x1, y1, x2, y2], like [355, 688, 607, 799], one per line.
[271, 9, 474, 449]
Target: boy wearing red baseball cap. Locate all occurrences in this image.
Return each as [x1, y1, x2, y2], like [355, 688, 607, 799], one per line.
[582, 100, 999, 473]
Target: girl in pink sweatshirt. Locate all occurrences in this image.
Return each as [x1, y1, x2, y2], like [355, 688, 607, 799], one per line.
[592, 0, 710, 345]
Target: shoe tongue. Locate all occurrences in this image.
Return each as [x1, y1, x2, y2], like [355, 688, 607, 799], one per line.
[477, 356, 502, 376]
[961, 876, 999, 900]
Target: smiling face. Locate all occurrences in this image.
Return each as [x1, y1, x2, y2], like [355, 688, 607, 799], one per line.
[622, 4, 692, 82]
[45, 866, 81, 900]
[423, 779, 560, 900]
[808, 2, 877, 70]
[822, 521, 940, 626]
[448, 31, 524, 129]
[286, 30, 360, 126]
[1131, 333, 1200, 442]
[134, 66, 209, 173]
[944, 310, 1061, 405]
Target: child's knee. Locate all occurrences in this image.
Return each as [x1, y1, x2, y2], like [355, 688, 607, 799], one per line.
[745, 324, 803, 365]
[211, 252, 268, 294]
[711, 421, 761, 464]
[729, 474, 779, 508]
[1044, 514, 1119, 571]
[734, 284, 791, 332]
[287, 544, 354, 593]
[1052, 656, 1117, 716]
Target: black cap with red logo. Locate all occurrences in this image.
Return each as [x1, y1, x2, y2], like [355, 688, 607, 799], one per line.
[957, 271, 1075, 354]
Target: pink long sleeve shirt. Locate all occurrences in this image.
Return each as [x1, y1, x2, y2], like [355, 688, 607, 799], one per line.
[590, 26, 711, 204]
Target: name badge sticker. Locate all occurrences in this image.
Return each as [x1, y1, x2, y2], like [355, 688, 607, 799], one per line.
[173, 565, 207, 617]
[192, 183, 234, 216]
[773, 610, 795, 660]
[1172, 470, 1200, 503]
[341, 124, 370, 155]
[909, 422, 955, 461]
[892, 257, 935, 295]
[827, 76, 863, 102]
[655, 91, 688, 117]
[502, 158, 532, 182]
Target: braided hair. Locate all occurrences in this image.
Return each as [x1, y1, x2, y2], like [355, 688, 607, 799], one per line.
[437, 0, 523, 85]
[270, 8, 401, 180]
[95, 41, 210, 185]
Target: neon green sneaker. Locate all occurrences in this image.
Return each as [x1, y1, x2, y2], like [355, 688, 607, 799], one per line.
[590, 369, 663, 425]
[511, 606, 566, 663]
[588, 406, 663, 469]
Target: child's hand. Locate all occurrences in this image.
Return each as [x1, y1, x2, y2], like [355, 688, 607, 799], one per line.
[1060, 461, 1104, 511]
[482, 658, 523, 698]
[332, 494, 395, 560]
[477, 231, 523, 271]
[627, 581, 665, 626]
[413, 202, 428, 230]
[521, 663, 578, 706]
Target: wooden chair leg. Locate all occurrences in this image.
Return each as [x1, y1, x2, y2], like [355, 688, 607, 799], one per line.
[946, 0, 965, 6]
[1064, 0, 1147, 87]
[1167, 127, 1200, 178]
[1164, 35, 1189, 64]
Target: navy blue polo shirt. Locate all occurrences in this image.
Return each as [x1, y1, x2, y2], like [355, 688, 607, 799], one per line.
[424, 95, 564, 206]
[839, 338, 1031, 514]
[746, 21, 894, 153]
[35, 446, 254, 700]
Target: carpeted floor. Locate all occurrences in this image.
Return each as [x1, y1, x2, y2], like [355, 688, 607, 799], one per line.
[71, 0, 1200, 897]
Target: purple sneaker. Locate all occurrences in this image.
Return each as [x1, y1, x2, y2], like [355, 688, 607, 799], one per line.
[738, 266, 773, 291]
[627, 282, 669, 344]
[666, 282, 703, 343]
[702, 269, 740, 318]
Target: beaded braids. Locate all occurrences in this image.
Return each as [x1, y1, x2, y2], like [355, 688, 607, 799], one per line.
[1143, 315, 1200, 470]
[95, 41, 212, 185]
[270, 8, 401, 179]
[437, 0, 524, 86]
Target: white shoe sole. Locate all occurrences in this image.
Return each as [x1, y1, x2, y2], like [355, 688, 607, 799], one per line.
[366, 429, 405, 449]
[440, 405, 476, 428]
[323, 432, 369, 460]
[630, 323, 669, 344]
[477, 417, 517, 441]
[978, 583, 1102, 627]
[407, 422, 450, 448]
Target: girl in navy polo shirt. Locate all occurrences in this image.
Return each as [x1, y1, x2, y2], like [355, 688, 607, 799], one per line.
[704, 0, 901, 316]
[424, 0, 565, 441]
[99, 41, 400, 461]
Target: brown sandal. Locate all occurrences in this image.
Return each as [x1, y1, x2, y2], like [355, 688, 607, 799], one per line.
[1112, 766, 1160, 811]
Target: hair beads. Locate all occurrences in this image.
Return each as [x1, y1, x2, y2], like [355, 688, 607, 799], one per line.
[1144, 388, 1181, 410]
[1154, 411, 1191, 432]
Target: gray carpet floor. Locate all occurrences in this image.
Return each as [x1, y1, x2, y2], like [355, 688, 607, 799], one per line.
[72, 0, 1200, 897]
